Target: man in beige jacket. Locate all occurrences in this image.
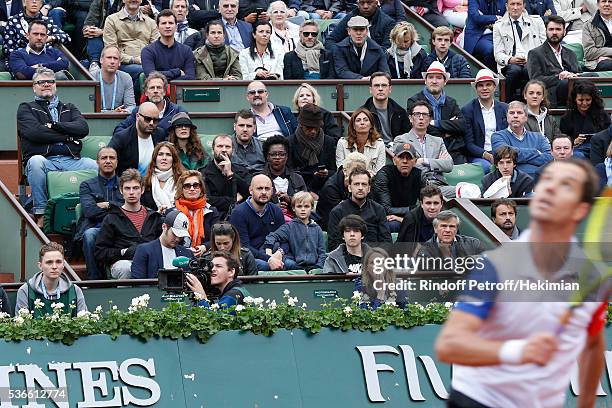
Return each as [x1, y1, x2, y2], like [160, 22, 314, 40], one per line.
[583, 0, 612, 71]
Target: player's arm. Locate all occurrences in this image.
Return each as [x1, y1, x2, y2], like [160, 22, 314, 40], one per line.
[577, 330, 605, 408]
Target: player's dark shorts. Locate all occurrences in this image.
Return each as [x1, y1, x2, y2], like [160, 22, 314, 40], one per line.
[447, 389, 492, 408]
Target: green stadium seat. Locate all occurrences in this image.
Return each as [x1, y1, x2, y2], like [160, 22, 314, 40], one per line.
[199, 134, 216, 157]
[316, 19, 340, 43]
[445, 163, 485, 189]
[309, 268, 323, 274]
[563, 43, 584, 66]
[258, 270, 306, 276]
[47, 169, 98, 197]
[0, 72, 12, 80]
[322, 231, 328, 252]
[75, 203, 82, 223]
[391, 232, 398, 243]
[81, 136, 112, 160]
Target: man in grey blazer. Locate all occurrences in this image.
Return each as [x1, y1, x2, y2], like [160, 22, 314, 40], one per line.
[393, 100, 455, 198]
[527, 15, 587, 106]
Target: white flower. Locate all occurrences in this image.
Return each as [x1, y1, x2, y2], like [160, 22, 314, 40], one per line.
[112, 305, 118, 310]
[50, 313, 60, 321]
[283, 289, 290, 296]
[33, 298, 44, 309]
[51, 302, 64, 310]
[95, 305, 103, 313]
[77, 310, 91, 319]
[287, 296, 298, 307]
[352, 291, 362, 301]
[343, 306, 352, 315]
[0, 312, 10, 319]
[243, 296, 255, 304]
[384, 299, 397, 306]
[90, 313, 100, 321]
[210, 303, 220, 310]
[129, 294, 150, 310]
[301, 303, 307, 309]
[268, 300, 277, 309]
[17, 308, 31, 318]
[235, 305, 245, 312]
[193, 292, 204, 301]
[142, 294, 150, 302]
[444, 302, 453, 309]
[14, 316, 24, 325]
[253, 297, 264, 306]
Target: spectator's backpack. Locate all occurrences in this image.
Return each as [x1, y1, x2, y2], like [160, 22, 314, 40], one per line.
[43, 192, 80, 236]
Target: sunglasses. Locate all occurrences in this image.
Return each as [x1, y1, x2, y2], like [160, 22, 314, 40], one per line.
[247, 89, 267, 96]
[302, 32, 318, 37]
[139, 113, 160, 123]
[221, 3, 237, 7]
[212, 222, 234, 234]
[35, 79, 55, 85]
[183, 182, 201, 190]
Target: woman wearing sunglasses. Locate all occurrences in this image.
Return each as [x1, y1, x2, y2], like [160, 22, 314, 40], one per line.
[208, 222, 258, 276]
[172, 170, 220, 257]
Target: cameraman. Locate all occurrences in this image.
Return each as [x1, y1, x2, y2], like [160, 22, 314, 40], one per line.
[185, 251, 250, 308]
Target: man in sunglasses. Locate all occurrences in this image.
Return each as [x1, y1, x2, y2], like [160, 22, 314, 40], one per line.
[18, 67, 98, 227]
[283, 20, 329, 79]
[109, 101, 166, 176]
[246, 80, 297, 141]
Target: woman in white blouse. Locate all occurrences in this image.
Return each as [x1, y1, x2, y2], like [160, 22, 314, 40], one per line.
[239, 21, 284, 80]
[268, 1, 300, 54]
[336, 108, 386, 175]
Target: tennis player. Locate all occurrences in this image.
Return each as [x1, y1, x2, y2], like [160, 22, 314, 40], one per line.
[435, 158, 609, 408]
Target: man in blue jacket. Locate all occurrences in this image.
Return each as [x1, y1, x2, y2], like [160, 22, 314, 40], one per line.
[246, 81, 297, 141]
[461, 69, 509, 174]
[113, 71, 188, 137]
[491, 100, 553, 176]
[331, 16, 389, 79]
[8, 20, 69, 79]
[464, 0, 506, 71]
[131, 209, 194, 279]
[423, 26, 471, 79]
[229, 174, 286, 272]
[76, 146, 124, 280]
[324, 0, 395, 50]
[220, 0, 251, 51]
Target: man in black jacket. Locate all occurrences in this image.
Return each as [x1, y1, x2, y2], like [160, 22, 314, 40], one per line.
[0, 285, 13, 317]
[283, 20, 328, 80]
[372, 142, 423, 232]
[591, 125, 611, 166]
[417, 210, 486, 260]
[324, 0, 395, 50]
[95, 169, 162, 279]
[76, 146, 124, 280]
[327, 167, 391, 251]
[397, 185, 443, 255]
[331, 16, 390, 79]
[201, 134, 251, 219]
[404, 0, 448, 27]
[287, 103, 337, 195]
[361, 71, 409, 145]
[407, 61, 467, 163]
[18, 68, 97, 225]
[109, 101, 166, 176]
[315, 151, 368, 229]
[481, 146, 535, 198]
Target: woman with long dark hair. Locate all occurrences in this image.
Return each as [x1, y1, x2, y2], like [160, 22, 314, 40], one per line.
[336, 108, 386, 175]
[559, 80, 611, 159]
[208, 222, 258, 276]
[239, 21, 283, 80]
[142, 142, 184, 212]
[168, 112, 210, 171]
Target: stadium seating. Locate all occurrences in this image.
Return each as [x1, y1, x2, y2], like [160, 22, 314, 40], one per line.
[444, 163, 485, 189]
[81, 136, 111, 160]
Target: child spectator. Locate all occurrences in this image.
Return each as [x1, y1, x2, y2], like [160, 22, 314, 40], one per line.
[263, 191, 326, 271]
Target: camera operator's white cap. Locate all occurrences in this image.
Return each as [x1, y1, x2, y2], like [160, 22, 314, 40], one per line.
[164, 210, 190, 238]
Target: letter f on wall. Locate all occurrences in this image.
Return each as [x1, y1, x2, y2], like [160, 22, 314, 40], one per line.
[356, 345, 399, 402]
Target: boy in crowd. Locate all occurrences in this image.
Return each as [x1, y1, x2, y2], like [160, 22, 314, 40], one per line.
[323, 214, 371, 274]
[264, 191, 326, 271]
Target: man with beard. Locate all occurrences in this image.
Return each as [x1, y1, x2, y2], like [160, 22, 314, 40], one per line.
[283, 20, 328, 79]
[8, 20, 69, 79]
[372, 142, 423, 232]
[113, 72, 188, 137]
[229, 174, 286, 271]
[287, 103, 337, 196]
[408, 62, 466, 164]
[324, 0, 395, 50]
[327, 167, 391, 251]
[527, 15, 583, 106]
[109, 102, 166, 176]
[231, 109, 264, 172]
[491, 197, 520, 239]
[202, 134, 251, 219]
[246, 81, 296, 140]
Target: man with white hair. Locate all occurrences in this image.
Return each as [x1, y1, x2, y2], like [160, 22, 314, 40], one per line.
[171, 0, 198, 43]
[492, 100, 553, 176]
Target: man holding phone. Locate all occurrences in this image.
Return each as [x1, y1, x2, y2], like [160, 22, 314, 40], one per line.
[239, 0, 270, 22]
[288, 103, 337, 197]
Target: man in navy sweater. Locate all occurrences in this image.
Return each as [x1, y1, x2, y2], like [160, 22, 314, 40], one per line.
[141, 9, 195, 81]
[9, 20, 68, 79]
[229, 174, 286, 272]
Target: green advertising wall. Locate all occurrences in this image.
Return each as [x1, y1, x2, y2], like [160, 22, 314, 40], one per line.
[0, 326, 610, 407]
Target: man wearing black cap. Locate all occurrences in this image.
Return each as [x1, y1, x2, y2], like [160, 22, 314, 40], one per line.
[288, 103, 337, 196]
[372, 142, 424, 232]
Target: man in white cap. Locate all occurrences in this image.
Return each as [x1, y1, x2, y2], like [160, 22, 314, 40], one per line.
[493, 0, 545, 102]
[461, 68, 509, 174]
[131, 209, 194, 279]
[332, 15, 390, 79]
[407, 60, 467, 164]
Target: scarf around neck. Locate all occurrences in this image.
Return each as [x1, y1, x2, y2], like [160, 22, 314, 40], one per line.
[295, 126, 324, 166]
[175, 196, 207, 247]
[36, 95, 59, 122]
[294, 40, 323, 73]
[151, 168, 176, 209]
[422, 87, 445, 123]
[388, 42, 422, 77]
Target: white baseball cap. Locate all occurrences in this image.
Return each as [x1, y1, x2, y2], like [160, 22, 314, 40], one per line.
[164, 210, 190, 238]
